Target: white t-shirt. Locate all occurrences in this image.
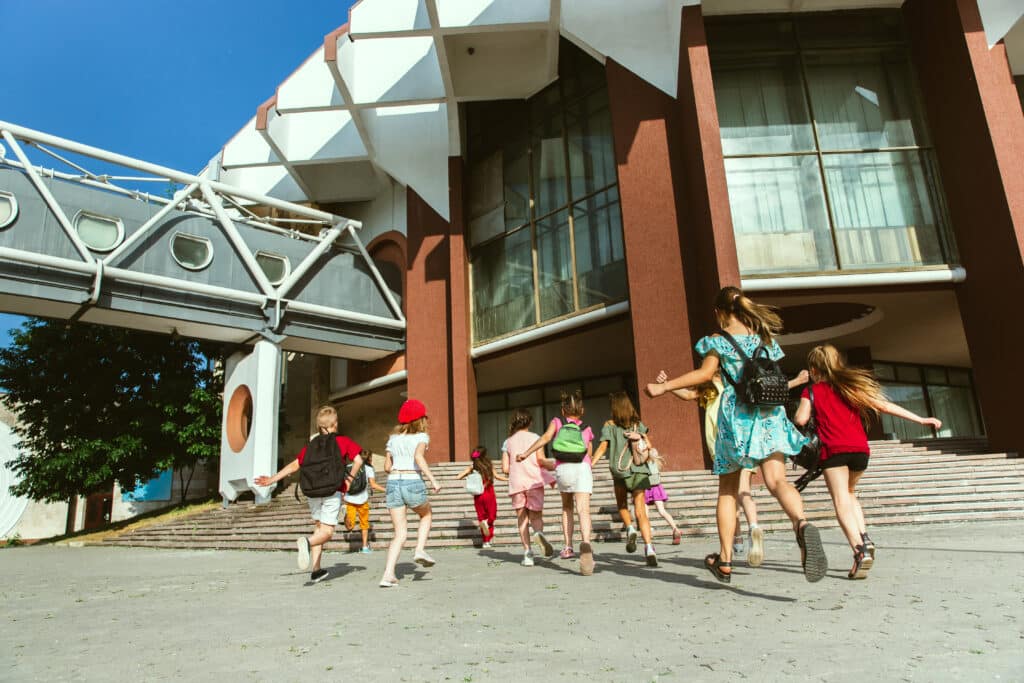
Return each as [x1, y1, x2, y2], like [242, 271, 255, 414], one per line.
[386, 433, 430, 472]
[343, 464, 374, 506]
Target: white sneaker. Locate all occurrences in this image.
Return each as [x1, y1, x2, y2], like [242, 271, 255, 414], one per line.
[522, 549, 535, 566]
[533, 531, 554, 558]
[413, 551, 436, 567]
[645, 544, 658, 568]
[296, 537, 311, 570]
[482, 542, 493, 549]
[748, 527, 765, 568]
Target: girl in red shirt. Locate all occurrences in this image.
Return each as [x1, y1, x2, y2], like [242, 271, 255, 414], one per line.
[794, 344, 942, 579]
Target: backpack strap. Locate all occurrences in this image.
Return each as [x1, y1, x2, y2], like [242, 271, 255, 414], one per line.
[716, 331, 750, 388]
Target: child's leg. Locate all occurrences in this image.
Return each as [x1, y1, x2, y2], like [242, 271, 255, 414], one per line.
[483, 488, 498, 542]
[654, 500, 679, 531]
[759, 455, 806, 526]
[738, 468, 759, 529]
[560, 492, 574, 549]
[614, 480, 633, 529]
[517, 507, 531, 550]
[574, 493, 592, 545]
[849, 470, 868, 535]
[412, 502, 433, 555]
[382, 507, 407, 581]
[631, 490, 653, 546]
[716, 470, 741, 564]
[473, 493, 488, 539]
[359, 504, 370, 548]
[308, 521, 335, 572]
[823, 466, 861, 551]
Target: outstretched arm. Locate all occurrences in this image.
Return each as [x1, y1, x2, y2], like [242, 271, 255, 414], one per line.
[788, 370, 809, 389]
[493, 471, 509, 482]
[875, 399, 942, 431]
[590, 439, 610, 469]
[415, 442, 442, 493]
[794, 397, 812, 427]
[369, 477, 386, 493]
[647, 355, 720, 397]
[253, 458, 299, 487]
[516, 421, 557, 462]
[454, 465, 473, 480]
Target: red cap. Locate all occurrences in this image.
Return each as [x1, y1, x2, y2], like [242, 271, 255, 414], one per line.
[398, 399, 427, 424]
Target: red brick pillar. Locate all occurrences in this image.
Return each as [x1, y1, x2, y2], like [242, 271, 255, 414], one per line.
[606, 59, 704, 470]
[447, 157, 479, 457]
[406, 189, 455, 462]
[904, 0, 1024, 453]
[676, 5, 742, 330]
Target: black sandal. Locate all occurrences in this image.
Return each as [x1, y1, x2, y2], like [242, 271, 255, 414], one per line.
[796, 520, 828, 583]
[849, 545, 871, 580]
[704, 553, 732, 584]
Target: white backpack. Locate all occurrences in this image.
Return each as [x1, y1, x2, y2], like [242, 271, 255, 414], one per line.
[465, 471, 485, 496]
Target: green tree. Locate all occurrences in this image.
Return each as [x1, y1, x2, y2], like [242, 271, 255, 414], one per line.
[0, 319, 223, 504]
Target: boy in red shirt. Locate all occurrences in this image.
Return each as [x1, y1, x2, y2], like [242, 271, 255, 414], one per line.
[255, 405, 363, 583]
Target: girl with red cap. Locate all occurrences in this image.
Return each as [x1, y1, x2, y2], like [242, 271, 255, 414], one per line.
[379, 399, 442, 588]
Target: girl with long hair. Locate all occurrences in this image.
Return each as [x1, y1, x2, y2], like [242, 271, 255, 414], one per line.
[647, 286, 826, 584]
[379, 399, 442, 588]
[794, 344, 941, 579]
[591, 391, 658, 566]
[456, 446, 508, 548]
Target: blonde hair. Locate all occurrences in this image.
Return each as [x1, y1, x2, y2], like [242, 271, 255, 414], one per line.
[715, 286, 782, 344]
[806, 344, 884, 417]
[315, 405, 338, 433]
[393, 416, 429, 435]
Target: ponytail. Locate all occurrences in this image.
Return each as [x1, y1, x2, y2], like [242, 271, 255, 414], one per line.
[714, 286, 782, 344]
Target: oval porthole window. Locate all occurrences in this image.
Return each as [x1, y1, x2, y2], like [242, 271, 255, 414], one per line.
[225, 384, 253, 453]
[0, 191, 17, 229]
[255, 251, 290, 286]
[170, 232, 213, 270]
[74, 210, 124, 252]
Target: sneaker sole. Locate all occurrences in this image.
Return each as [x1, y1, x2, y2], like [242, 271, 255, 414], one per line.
[296, 538, 310, 570]
[748, 528, 764, 568]
[414, 556, 435, 568]
[646, 554, 658, 568]
[534, 533, 554, 558]
[625, 530, 638, 554]
[311, 572, 329, 584]
[801, 524, 828, 583]
[854, 553, 874, 578]
[579, 543, 595, 576]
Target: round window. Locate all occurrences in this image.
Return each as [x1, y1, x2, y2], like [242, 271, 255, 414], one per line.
[171, 233, 213, 270]
[0, 192, 17, 229]
[255, 251, 290, 285]
[74, 211, 124, 251]
[225, 384, 253, 453]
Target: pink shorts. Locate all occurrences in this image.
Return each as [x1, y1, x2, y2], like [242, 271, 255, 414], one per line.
[509, 486, 544, 512]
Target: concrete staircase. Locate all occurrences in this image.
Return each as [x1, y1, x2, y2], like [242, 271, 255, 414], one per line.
[102, 439, 1022, 551]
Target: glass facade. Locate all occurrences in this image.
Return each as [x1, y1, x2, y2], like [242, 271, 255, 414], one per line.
[874, 361, 983, 439]
[707, 11, 955, 276]
[467, 41, 626, 343]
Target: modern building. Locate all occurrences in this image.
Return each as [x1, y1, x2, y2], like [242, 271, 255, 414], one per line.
[212, 0, 1024, 471]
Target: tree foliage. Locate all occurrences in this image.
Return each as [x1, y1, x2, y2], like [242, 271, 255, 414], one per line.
[0, 319, 223, 503]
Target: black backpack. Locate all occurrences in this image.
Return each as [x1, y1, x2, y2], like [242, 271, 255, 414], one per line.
[719, 331, 789, 407]
[345, 459, 368, 496]
[299, 433, 346, 497]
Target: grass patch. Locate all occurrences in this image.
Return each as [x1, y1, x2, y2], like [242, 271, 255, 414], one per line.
[42, 498, 220, 546]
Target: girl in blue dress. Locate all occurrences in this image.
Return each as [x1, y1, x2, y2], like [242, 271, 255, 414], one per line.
[646, 286, 827, 584]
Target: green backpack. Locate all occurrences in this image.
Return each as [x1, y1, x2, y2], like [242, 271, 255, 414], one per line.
[552, 420, 588, 463]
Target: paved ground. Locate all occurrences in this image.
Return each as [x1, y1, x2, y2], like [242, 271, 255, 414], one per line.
[2, 521, 1022, 682]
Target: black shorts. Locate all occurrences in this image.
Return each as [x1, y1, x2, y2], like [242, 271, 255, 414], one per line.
[820, 452, 869, 472]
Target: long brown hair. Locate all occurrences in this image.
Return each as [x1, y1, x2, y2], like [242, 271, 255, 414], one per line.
[806, 344, 884, 417]
[508, 408, 533, 436]
[714, 286, 783, 344]
[471, 446, 494, 483]
[609, 391, 640, 429]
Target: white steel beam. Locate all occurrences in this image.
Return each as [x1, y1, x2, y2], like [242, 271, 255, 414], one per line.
[102, 182, 199, 265]
[200, 182, 278, 297]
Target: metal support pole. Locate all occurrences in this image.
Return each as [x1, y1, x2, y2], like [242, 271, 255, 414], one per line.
[200, 182, 278, 298]
[103, 182, 199, 264]
[275, 224, 345, 300]
[345, 223, 406, 323]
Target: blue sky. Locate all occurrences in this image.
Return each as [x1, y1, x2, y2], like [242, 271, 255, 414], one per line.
[1, 0, 354, 345]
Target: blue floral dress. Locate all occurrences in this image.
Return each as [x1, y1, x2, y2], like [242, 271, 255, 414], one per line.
[695, 334, 807, 475]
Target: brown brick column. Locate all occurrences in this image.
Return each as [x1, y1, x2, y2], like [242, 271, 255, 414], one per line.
[406, 188, 455, 462]
[904, 0, 1024, 453]
[447, 157, 479, 456]
[676, 5, 742, 332]
[606, 59, 704, 470]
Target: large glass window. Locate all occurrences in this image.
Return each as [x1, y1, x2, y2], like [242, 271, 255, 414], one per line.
[874, 361, 983, 439]
[467, 40, 626, 344]
[708, 11, 955, 276]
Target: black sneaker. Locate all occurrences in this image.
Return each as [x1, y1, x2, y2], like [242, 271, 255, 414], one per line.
[310, 569, 329, 583]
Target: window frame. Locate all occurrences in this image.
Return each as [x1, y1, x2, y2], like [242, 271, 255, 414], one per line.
[0, 191, 18, 229]
[73, 209, 125, 253]
[170, 232, 214, 271]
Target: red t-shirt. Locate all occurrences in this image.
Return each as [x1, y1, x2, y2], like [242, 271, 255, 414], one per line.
[296, 435, 363, 493]
[801, 383, 870, 460]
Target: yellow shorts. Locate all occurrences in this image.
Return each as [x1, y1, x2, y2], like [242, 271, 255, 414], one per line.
[345, 502, 370, 530]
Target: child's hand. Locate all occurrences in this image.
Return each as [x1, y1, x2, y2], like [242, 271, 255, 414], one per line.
[646, 382, 666, 398]
[656, 370, 668, 383]
[431, 481, 442, 494]
[921, 417, 943, 430]
[253, 475, 271, 487]
[793, 369, 809, 385]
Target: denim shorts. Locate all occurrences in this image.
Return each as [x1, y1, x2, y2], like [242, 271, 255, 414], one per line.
[385, 478, 428, 509]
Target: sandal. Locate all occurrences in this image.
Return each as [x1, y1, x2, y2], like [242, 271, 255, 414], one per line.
[796, 520, 828, 583]
[672, 529, 682, 545]
[848, 545, 872, 580]
[704, 553, 732, 584]
[862, 533, 876, 560]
